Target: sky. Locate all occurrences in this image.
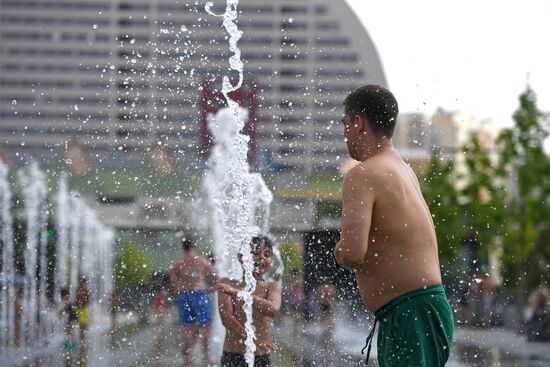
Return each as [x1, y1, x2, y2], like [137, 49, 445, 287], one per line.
[345, 0, 550, 127]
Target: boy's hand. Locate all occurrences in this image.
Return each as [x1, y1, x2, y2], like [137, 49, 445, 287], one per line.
[257, 340, 278, 355]
[214, 282, 238, 296]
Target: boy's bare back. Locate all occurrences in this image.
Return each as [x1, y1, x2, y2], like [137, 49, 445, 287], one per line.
[341, 150, 442, 311]
[170, 253, 214, 292]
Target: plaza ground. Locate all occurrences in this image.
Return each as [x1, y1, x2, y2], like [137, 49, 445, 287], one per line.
[4, 306, 550, 367]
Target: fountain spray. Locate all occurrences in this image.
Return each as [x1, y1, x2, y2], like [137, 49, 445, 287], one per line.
[205, 1, 274, 365]
[0, 162, 14, 347]
[18, 161, 48, 344]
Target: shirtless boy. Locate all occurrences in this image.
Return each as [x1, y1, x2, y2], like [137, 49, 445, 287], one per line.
[334, 85, 454, 366]
[170, 236, 217, 365]
[214, 236, 282, 367]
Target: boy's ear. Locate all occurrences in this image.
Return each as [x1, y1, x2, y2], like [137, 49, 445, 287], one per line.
[355, 114, 366, 134]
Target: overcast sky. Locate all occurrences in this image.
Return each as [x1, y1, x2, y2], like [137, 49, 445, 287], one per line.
[345, 0, 550, 127]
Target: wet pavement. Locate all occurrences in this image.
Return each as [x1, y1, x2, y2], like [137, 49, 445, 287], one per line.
[452, 327, 550, 367]
[5, 315, 205, 367]
[3, 309, 288, 367]
[3, 307, 550, 367]
[272, 312, 550, 367]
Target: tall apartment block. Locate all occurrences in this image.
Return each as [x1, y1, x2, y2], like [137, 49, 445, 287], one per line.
[0, 0, 387, 174]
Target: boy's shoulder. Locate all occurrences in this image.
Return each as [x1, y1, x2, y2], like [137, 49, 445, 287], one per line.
[219, 277, 242, 287]
[257, 280, 282, 293]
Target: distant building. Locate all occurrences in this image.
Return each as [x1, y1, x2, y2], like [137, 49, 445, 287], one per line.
[394, 109, 504, 176]
[430, 108, 461, 157]
[0, 0, 387, 174]
[395, 113, 432, 150]
[393, 113, 432, 174]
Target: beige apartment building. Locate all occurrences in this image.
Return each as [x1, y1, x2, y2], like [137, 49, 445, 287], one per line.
[0, 0, 387, 174]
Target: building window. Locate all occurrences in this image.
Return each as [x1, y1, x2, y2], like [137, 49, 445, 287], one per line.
[281, 5, 308, 14]
[281, 21, 308, 30]
[119, 3, 150, 11]
[315, 6, 328, 14]
[280, 37, 308, 46]
[279, 85, 306, 92]
[0, 1, 110, 10]
[316, 54, 358, 62]
[316, 38, 349, 46]
[279, 69, 307, 77]
[240, 21, 273, 30]
[118, 18, 149, 27]
[316, 22, 339, 31]
[280, 53, 307, 61]
[239, 5, 274, 13]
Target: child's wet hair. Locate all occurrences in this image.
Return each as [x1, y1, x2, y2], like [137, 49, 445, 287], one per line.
[250, 235, 273, 256]
[60, 287, 70, 298]
[181, 235, 196, 251]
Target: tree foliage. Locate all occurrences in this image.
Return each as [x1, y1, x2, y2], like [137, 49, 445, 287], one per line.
[460, 133, 507, 259]
[279, 239, 303, 279]
[495, 86, 550, 286]
[420, 154, 463, 261]
[421, 86, 550, 289]
[497, 87, 550, 259]
[114, 242, 152, 288]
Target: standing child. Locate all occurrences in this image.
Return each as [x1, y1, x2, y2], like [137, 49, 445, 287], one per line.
[215, 236, 282, 367]
[170, 236, 217, 365]
[153, 288, 167, 324]
[60, 287, 78, 350]
[289, 269, 305, 335]
[75, 276, 91, 344]
[14, 287, 24, 347]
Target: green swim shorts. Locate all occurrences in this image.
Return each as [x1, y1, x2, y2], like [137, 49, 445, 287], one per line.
[363, 284, 454, 366]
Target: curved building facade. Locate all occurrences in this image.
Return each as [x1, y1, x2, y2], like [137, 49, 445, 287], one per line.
[0, 0, 386, 174]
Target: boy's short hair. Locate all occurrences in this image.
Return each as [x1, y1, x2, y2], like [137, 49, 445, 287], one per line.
[250, 235, 273, 256]
[182, 235, 196, 251]
[343, 84, 399, 137]
[60, 287, 70, 298]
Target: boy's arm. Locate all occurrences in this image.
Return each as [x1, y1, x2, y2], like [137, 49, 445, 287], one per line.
[203, 257, 217, 284]
[216, 279, 246, 338]
[169, 262, 178, 292]
[216, 280, 282, 318]
[334, 166, 374, 270]
[251, 282, 282, 318]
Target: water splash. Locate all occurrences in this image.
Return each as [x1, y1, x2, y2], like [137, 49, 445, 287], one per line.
[54, 174, 70, 303]
[0, 165, 114, 355]
[205, 1, 273, 365]
[205, 0, 244, 104]
[69, 194, 81, 297]
[0, 162, 15, 348]
[18, 161, 48, 344]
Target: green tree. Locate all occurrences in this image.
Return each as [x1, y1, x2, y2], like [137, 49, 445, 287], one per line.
[420, 154, 463, 261]
[279, 240, 303, 280]
[496, 86, 550, 288]
[114, 243, 152, 288]
[460, 133, 507, 261]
